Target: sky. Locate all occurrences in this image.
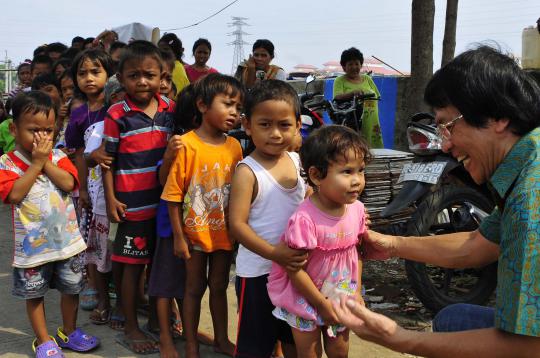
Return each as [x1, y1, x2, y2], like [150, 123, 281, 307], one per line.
[1, 0, 539, 75]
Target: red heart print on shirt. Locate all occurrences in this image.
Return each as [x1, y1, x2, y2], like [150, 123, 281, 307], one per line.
[133, 236, 147, 250]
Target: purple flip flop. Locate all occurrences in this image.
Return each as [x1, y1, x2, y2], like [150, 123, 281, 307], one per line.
[55, 327, 100, 352]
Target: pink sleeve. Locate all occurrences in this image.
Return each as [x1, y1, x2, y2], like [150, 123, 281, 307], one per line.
[282, 213, 317, 250]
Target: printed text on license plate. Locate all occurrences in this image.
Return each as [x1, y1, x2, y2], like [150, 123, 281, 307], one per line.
[398, 162, 447, 184]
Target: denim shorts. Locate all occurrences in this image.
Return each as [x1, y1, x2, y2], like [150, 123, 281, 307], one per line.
[12, 255, 85, 299]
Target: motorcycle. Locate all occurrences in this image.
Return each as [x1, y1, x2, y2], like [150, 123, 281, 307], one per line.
[381, 113, 497, 313]
[299, 74, 377, 137]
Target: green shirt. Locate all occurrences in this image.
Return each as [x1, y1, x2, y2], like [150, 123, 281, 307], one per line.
[333, 74, 384, 148]
[0, 118, 14, 153]
[479, 127, 540, 337]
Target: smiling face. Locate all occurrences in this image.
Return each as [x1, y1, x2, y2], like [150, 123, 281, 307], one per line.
[253, 47, 272, 70]
[11, 109, 55, 156]
[435, 105, 507, 185]
[119, 56, 162, 107]
[76, 58, 108, 98]
[199, 91, 242, 133]
[245, 100, 299, 158]
[194, 45, 211, 67]
[310, 148, 366, 207]
[343, 59, 362, 79]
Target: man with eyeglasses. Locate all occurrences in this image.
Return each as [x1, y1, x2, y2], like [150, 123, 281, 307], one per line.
[333, 46, 540, 357]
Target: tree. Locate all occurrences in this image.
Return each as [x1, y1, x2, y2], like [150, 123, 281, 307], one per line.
[408, 0, 435, 116]
[441, 0, 459, 67]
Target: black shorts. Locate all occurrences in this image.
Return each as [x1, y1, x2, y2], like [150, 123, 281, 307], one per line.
[111, 219, 156, 265]
[148, 236, 186, 299]
[234, 275, 294, 358]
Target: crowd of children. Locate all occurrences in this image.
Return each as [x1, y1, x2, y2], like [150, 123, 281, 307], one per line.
[0, 33, 370, 358]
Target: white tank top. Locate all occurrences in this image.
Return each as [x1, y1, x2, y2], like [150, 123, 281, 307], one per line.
[235, 152, 306, 277]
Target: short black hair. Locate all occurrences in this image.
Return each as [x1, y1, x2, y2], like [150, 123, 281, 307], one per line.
[31, 55, 53, 72]
[159, 33, 184, 61]
[159, 48, 176, 72]
[83, 37, 95, 47]
[17, 61, 31, 74]
[174, 84, 199, 133]
[47, 42, 68, 54]
[52, 58, 72, 74]
[33, 45, 48, 57]
[245, 79, 301, 120]
[31, 73, 60, 92]
[71, 48, 113, 98]
[12, 91, 56, 124]
[300, 125, 371, 186]
[340, 47, 364, 68]
[110, 41, 127, 54]
[252, 39, 275, 58]
[424, 45, 540, 136]
[61, 47, 81, 61]
[118, 40, 163, 74]
[59, 69, 73, 84]
[192, 38, 212, 54]
[72, 36, 85, 46]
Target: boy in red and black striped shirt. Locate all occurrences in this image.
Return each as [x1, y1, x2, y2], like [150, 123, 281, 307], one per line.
[103, 40, 174, 354]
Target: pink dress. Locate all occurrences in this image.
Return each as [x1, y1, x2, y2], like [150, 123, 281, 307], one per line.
[185, 65, 218, 82]
[267, 198, 366, 331]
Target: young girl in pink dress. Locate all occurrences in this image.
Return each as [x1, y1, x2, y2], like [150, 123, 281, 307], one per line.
[267, 125, 370, 358]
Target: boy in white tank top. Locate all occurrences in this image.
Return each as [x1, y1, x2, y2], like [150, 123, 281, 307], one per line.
[229, 80, 308, 358]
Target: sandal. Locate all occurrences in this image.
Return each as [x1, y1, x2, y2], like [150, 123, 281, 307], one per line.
[109, 311, 125, 331]
[32, 337, 64, 358]
[56, 327, 100, 352]
[171, 318, 183, 339]
[80, 288, 98, 311]
[89, 308, 110, 325]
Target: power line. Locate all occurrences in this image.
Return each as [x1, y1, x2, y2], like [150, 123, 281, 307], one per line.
[162, 0, 240, 31]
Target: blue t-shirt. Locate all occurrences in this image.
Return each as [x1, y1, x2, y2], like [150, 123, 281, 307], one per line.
[156, 160, 172, 238]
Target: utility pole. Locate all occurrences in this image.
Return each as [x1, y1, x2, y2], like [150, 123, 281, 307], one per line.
[228, 16, 250, 75]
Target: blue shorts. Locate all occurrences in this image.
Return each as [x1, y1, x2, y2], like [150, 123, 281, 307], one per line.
[12, 255, 85, 299]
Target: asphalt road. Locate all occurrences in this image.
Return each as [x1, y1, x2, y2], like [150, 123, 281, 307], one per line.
[0, 204, 416, 357]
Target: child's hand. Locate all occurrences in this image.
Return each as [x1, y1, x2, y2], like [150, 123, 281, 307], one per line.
[272, 242, 308, 272]
[318, 298, 339, 326]
[365, 211, 372, 229]
[90, 142, 113, 169]
[58, 102, 69, 119]
[107, 197, 127, 223]
[164, 135, 183, 162]
[78, 189, 91, 214]
[31, 131, 52, 168]
[173, 236, 191, 260]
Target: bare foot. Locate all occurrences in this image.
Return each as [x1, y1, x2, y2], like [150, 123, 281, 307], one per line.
[125, 328, 157, 354]
[214, 339, 235, 357]
[109, 308, 125, 331]
[197, 330, 214, 346]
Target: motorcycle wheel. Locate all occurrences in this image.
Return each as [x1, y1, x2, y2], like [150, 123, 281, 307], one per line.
[404, 184, 497, 313]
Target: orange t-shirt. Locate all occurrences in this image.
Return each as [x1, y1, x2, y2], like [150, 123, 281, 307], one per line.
[161, 131, 243, 252]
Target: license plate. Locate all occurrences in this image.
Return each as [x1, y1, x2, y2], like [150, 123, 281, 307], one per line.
[398, 161, 447, 184]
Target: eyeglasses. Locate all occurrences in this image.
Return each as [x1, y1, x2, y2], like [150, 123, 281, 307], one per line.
[436, 114, 463, 141]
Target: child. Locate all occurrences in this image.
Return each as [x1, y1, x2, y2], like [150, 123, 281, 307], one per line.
[229, 80, 309, 358]
[8, 61, 32, 99]
[185, 38, 219, 83]
[30, 55, 53, 81]
[0, 91, 99, 357]
[161, 73, 244, 358]
[65, 48, 112, 312]
[103, 40, 174, 355]
[55, 70, 75, 151]
[82, 76, 124, 326]
[159, 48, 176, 99]
[267, 125, 370, 358]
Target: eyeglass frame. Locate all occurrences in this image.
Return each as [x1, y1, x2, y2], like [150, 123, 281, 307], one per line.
[436, 114, 463, 141]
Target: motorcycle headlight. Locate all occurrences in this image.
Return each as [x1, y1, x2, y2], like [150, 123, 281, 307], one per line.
[407, 126, 442, 155]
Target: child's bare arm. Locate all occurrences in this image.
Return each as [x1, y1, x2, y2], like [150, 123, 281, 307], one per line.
[103, 165, 126, 222]
[229, 164, 308, 269]
[168, 201, 191, 259]
[87, 141, 113, 169]
[7, 132, 51, 204]
[43, 160, 75, 192]
[287, 268, 339, 325]
[73, 147, 89, 210]
[159, 135, 183, 186]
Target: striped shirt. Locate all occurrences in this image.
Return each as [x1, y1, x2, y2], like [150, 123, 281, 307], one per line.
[104, 94, 175, 221]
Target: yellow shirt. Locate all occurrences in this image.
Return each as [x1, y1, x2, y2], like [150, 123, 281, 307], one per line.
[172, 60, 190, 94]
[161, 131, 243, 252]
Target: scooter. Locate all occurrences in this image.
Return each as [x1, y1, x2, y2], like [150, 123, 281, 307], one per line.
[381, 113, 497, 313]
